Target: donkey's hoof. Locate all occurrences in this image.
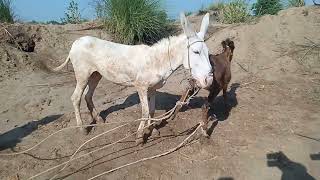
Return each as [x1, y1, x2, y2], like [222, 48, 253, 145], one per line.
[135, 137, 144, 146]
[201, 128, 209, 138]
[208, 116, 216, 122]
[154, 120, 162, 127]
[144, 127, 152, 136]
[209, 113, 217, 121]
[80, 128, 88, 135]
[95, 116, 105, 123]
[135, 131, 145, 146]
[151, 128, 160, 137]
[86, 126, 96, 134]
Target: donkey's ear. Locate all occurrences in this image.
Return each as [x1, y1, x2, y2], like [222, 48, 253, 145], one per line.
[180, 12, 196, 38]
[197, 13, 210, 40]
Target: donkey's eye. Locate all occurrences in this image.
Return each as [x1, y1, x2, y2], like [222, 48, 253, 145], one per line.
[194, 51, 200, 55]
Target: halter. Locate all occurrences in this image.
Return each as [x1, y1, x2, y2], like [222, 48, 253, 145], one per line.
[187, 37, 205, 74]
[167, 36, 205, 77]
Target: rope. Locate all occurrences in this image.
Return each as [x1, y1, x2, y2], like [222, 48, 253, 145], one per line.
[27, 87, 199, 180]
[0, 117, 166, 156]
[88, 124, 201, 180]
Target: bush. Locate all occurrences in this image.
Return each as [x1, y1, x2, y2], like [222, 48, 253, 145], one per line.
[95, 0, 170, 45]
[288, 0, 305, 7]
[0, 0, 14, 23]
[219, 0, 250, 24]
[252, 0, 283, 16]
[61, 0, 82, 24]
[207, 1, 225, 11]
[185, 11, 193, 16]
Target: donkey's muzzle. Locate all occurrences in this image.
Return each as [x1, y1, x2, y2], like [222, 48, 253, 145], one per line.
[197, 74, 213, 89]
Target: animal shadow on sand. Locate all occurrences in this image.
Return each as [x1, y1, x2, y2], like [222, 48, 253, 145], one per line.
[310, 153, 320, 160]
[267, 151, 316, 180]
[56, 125, 199, 179]
[100, 83, 239, 137]
[216, 177, 234, 180]
[100, 91, 207, 121]
[189, 83, 239, 137]
[208, 83, 239, 122]
[293, 133, 320, 161]
[98, 91, 203, 136]
[0, 114, 63, 151]
[185, 83, 239, 121]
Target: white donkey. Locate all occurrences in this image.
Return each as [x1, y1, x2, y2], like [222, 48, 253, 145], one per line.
[53, 13, 213, 143]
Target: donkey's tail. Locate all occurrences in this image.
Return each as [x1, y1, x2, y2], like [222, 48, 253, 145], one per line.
[52, 55, 71, 72]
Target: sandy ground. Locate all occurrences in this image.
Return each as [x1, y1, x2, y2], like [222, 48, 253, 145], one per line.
[0, 6, 320, 180]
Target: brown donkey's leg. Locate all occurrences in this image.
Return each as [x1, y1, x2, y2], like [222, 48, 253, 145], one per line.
[201, 99, 210, 137]
[222, 85, 229, 110]
[208, 86, 221, 106]
[208, 79, 221, 105]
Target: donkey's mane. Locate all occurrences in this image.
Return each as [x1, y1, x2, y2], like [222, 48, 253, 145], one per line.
[150, 34, 185, 49]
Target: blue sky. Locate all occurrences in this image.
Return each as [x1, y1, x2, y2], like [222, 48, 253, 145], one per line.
[13, 0, 315, 22]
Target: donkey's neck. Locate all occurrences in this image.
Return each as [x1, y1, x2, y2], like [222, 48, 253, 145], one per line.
[149, 34, 187, 80]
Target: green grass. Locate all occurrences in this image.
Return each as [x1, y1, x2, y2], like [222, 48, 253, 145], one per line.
[0, 0, 14, 23]
[219, 0, 251, 24]
[185, 11, 193, 16]
[96, 0, 170, 45]
[252, 0, 283, 16]
[288, 0, 305, 7]
[206, 1, 225, 11]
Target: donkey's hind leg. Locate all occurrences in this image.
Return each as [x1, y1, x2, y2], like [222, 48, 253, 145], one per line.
[222, 84, 229, 109]
[85, 71, 103, 124]
[71, 70, 91, 134]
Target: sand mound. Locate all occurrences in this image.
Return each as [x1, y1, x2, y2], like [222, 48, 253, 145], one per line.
[0, 6, 319, 180]
[0, 22, 111, 81]
[204, 6, 320, 82]
[1, 6, 319, 82]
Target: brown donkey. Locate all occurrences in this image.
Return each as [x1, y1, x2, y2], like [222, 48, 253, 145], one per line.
[167, 39, 235, 136]
[202, 38, 235, 135]
[207, 38, 235, 107]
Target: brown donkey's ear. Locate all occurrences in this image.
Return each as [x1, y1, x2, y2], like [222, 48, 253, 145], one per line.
[228, 41, 235, 62]
[221, 40, 227, 50]
[224, 38, 235, 51]
[228, 40, 235, 52]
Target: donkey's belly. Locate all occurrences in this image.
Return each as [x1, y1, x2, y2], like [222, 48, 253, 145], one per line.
[97, 67, 135, 87]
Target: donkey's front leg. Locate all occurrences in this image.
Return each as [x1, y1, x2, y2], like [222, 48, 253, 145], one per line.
[136, 88, 150, 145]
[146, 90, 161, 136]
[201, 99, 210, 137]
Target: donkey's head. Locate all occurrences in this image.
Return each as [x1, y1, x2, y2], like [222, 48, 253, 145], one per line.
[180, 12, 213, 89]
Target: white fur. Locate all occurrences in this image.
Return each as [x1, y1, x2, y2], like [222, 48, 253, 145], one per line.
[54, 13, 213, 140]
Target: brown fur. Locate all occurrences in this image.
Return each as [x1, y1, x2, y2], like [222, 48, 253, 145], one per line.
[202, 39, 235, 133]
[172, 39, 235, 135]
[207, 38, 235, 105]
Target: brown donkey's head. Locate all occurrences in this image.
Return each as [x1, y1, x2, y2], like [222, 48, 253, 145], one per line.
[221, 38, 235, 62]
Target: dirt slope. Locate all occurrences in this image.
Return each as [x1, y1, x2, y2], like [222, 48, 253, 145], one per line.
[0, 6, 319, 180]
